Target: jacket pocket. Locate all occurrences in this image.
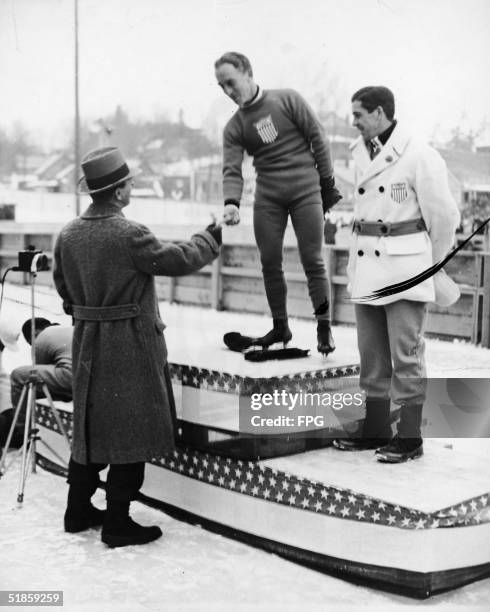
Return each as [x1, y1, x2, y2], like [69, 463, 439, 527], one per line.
[383, 232, 429, 255]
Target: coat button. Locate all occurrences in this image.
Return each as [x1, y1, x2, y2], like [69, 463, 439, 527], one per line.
[358, 187, 365, 195]
[379, 186, 384, 193]
[381, 225, 388, 234]
[358, 250, 364, 256]
[375, 250, 380, 257]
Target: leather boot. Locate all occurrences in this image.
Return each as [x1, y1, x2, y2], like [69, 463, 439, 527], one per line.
[0, 409, 24, 450]
[256, 318, 292, 348]
[333, 397, 392, 451]
[101, 500, 162, 548]
[64, 485, 105, 533]
[375, 404, 423, 463]
[316, 319, 335, 356]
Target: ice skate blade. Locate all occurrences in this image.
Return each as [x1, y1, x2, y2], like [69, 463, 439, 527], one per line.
[261, 340, 291, 351]
[317, 346, 335, 358]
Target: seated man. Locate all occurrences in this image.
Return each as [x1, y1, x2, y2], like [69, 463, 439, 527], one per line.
[2, 318, 72, 448]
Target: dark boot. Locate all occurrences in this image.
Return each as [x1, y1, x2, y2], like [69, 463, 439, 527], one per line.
[375, 404, 423, 463]
[101, 500, 162, 548]
[64, 482, 105, 533]
[333, 397, 392, 451]
[256, 318, 292, 349]
[0, 409, 24, 450]
[64, 458, 105, 533]
[316, 319, 335, 356]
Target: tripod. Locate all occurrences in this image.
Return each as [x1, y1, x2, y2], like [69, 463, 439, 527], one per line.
[0, 265, 71, 503]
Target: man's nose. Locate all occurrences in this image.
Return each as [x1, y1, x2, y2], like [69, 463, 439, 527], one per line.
[224, 85, 234, 96]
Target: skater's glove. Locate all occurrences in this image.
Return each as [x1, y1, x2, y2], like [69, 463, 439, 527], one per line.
[320, 176, 342, 214]
[223, 201, 240, 226]
[205, 222, 222, 246]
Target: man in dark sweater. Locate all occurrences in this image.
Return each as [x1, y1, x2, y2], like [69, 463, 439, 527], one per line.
[215, 51, 341, 354]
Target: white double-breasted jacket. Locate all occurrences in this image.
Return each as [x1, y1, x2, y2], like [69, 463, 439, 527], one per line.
[347, 125, 460, 305]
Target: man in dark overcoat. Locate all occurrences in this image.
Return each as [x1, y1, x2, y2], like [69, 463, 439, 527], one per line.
[53, 146, 221, 547]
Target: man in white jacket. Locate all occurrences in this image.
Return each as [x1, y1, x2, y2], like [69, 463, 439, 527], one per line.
[334, 86, 460, 463]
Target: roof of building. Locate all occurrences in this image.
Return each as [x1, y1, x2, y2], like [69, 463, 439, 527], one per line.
[437, 149, 490, 187]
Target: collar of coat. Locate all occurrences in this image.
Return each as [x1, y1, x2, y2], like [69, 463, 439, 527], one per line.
[349, 124, 411, 187]
[81, 202, 126, 219]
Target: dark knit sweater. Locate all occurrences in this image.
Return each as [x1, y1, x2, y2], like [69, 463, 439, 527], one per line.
[222, 88, 334, 205]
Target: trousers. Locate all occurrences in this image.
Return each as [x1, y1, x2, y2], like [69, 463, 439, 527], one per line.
[10, 364, 72, 429]
[253, 194, 330, 319]
[355, 300, 428, 406]
[67, 457, 145, 502]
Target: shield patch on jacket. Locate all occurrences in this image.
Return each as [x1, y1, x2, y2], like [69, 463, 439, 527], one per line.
[254, 115, 279, 144]
[391, 182, 408, 203]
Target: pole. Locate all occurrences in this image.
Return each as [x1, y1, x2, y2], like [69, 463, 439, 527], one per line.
[74, 0, 80, 217]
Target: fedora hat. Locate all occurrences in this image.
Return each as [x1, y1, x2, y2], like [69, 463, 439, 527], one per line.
[78, 147, 140, 195]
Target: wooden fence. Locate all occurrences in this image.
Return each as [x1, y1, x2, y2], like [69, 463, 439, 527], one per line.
[0, 223, 489, 347]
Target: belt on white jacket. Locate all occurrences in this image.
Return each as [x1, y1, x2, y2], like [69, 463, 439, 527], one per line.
[352, 218, 427, 236]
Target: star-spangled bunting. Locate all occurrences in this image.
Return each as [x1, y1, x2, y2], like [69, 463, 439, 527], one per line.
[169, 362, 360, 396]
[36, 405, 490, 531]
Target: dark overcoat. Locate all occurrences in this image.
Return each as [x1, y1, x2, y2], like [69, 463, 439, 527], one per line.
[53, 200, 219, 464]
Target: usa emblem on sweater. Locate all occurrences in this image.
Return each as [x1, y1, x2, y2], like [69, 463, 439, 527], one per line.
[391, 182, 408, 203]
[254, 115, 278, 144]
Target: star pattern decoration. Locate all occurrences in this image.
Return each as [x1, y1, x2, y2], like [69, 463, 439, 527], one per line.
[171, 362, 360, 396]
[148, 446, 490, 531]
[36, 405, 490, 531]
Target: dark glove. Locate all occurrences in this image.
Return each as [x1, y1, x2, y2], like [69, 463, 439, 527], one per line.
[320, 176, 342, 214]
[205, 222, 222, 246]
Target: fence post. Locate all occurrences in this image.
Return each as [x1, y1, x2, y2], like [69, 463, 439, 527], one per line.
[481, 254, 490, 348]
[168, 277, 176, 304]
[211, 250, 222, 310]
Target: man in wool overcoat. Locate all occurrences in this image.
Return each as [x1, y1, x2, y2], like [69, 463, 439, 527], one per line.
[53, 146, 221, 547]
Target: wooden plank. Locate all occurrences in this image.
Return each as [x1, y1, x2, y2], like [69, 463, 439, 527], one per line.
[426, 312, 474, 337]
[175, 274, 211, 289]
[211, 253, 222, 310]
[481, 255, 490, 347]
[222, 291, 269, 314]
[173, 286, 212, 306]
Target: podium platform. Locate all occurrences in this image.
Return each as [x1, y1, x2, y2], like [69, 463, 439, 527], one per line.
[161, 307, 362, 459]
[32, 308, 490, 598]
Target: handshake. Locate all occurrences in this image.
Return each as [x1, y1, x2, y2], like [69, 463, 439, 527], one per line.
[204, 203, 240, 246]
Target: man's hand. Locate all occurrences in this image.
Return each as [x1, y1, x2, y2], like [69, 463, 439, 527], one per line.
[320, 177, 342, 214]
[223, 204, 240, 226]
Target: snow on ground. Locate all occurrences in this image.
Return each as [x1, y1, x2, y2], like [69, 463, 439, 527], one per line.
[0, 452, 489, 612]
[0, 286, 489, 610]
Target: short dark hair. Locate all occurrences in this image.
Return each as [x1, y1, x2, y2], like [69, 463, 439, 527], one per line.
[351, 86, 395, 121]
[22, 317, 54, 345]
[214, 51, 253, 77]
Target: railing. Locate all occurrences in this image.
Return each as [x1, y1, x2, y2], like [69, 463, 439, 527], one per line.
[0, 224, 489, 347]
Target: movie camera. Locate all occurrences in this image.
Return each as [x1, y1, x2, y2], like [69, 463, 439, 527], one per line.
[14, 247, 49, 273]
